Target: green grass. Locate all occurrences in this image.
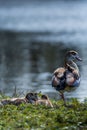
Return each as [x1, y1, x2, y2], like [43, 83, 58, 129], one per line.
[0, 95, 87, 130]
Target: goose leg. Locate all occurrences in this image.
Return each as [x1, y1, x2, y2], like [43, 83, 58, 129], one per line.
[59, 92, 74, 107]
[59, 92, 66, 106]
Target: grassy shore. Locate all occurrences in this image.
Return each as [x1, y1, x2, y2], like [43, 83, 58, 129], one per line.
[0, 94, 87, 130]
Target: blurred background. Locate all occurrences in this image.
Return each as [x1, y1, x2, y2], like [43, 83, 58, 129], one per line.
[0, 0, 86, 100]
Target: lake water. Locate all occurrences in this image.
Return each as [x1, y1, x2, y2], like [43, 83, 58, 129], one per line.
[0, 0, 87, 101]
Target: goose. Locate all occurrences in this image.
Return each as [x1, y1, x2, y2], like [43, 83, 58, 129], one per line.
[52, 50, 82, 105]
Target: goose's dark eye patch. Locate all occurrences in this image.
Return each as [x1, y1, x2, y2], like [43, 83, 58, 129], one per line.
[72, 52, 76, 55]
[71, 51, 77, 55]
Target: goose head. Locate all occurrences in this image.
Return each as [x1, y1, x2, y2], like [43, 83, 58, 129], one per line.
[65, 50, 82, 69]
[65, 50, 82, 63]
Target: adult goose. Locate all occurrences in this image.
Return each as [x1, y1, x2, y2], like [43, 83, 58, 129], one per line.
[52, 50, 82, 105]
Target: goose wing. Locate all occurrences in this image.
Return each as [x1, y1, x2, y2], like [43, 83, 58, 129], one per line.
[52, 67, 80, 90]
[52, 67, 66, 90]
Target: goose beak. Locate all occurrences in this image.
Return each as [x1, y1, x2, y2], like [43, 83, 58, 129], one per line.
[76, 55, 82, 61]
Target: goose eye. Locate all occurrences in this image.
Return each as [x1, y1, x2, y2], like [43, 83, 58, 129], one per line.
[72, 52, 77, 56]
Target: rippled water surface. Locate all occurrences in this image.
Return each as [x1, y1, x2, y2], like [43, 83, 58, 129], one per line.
[0, 0, 87, 100]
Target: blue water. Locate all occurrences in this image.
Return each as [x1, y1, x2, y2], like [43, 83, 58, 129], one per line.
[0, 0, 87, 101]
